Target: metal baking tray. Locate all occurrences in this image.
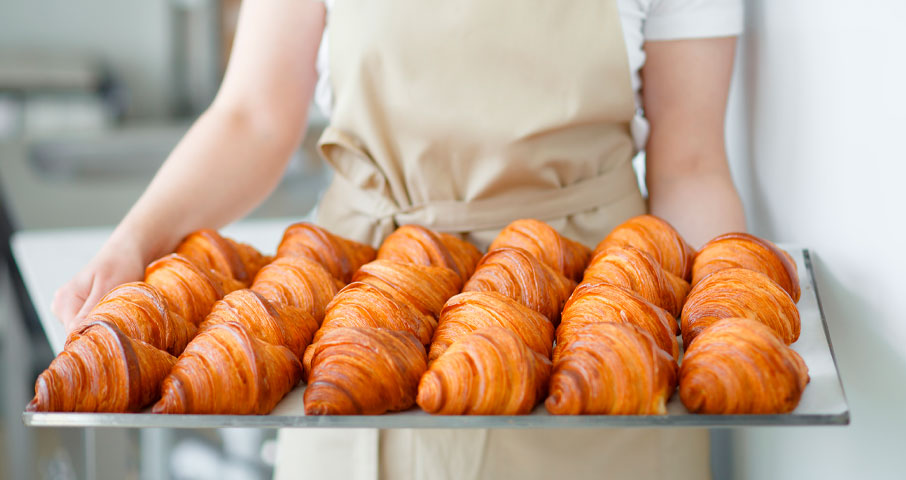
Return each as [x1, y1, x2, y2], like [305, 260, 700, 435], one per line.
[23, 247, 849, 429]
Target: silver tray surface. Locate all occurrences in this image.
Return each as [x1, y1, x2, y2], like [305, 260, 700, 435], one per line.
[23, 247, 849, 429]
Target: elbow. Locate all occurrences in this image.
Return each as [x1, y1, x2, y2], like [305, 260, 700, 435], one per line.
[205, 99, 307, 154]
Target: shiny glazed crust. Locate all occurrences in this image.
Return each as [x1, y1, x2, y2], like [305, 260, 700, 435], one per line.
[679, 318, 809, 414]
[29, 321, 176, 412]
[198, 289, 319, 359]
[463, 247, 576, 324]
[376, 224, 482, 284]
[66, 282, 196, 356]
[488, 219, 591, 282]
[593, 214, 695, 281]
[429, 291, 555, 364]
[559, 283, 679, 361]
[251, 255, 344, 324]
[152, 322, 302, 414]
[418, 326, 551, 415]
[583, 245, 690, 317]
[681, 268, 800, 347]
[304, 327, 427, 415]
[546, 323, 677, 415]
[692, 232, 800, 302]
[276, 222, 377, 283]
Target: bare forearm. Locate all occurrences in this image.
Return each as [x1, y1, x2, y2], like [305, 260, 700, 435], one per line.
[647, 161, 746, 248]
[109, 105, 303, 263]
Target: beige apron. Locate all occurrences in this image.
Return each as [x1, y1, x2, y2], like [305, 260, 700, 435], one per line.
[276, 0, 710, 478]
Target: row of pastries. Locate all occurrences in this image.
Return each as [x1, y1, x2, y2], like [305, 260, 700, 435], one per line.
[28, 215, 811, 416]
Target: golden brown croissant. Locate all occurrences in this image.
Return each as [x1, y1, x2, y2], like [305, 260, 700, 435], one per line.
[593, 214, 695, 281]
[679, 318, 809, 414]
[276, 222, 377, 283]
[303, 281, 437, 374]
[417, 326, 551, 415]
[304, 327, 427, 415]
[545, 323, 677, 415]
[583, 246, 690, 317]
[144, 254, 241, 325]
[28, 321, 176, 412]
[251, 256, 344, 324]
[693, 232, 800, 302]
[428, 291, 554, 364]
[376, 224, 482, 284]
[352, 259, 462, 318]
[558, 283, 679, 361]
[488, 219, 591, 282]
[152, 322, 302, 414]
[681, 268, 800, 347]
[462, 247, 576, 324]
[67, 282, 196, 356]
[198, 289, 319, 359]
[174, 229, 269, 285]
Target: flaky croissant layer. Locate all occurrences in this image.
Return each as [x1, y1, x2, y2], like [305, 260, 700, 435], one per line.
[679, 318, 809, 414]
[276, 222, 377, 283]
[681, 268, 800, 347]
[153, 322, 302, 415]
[463, 247, 576, 324]
[29, 321, 176, 413]
[693, 232, 800, 302]
[418, 326, 551, 415]
[250, 255, 344, 324]
[559, 283, 679, 361]
[582, 245, 689, 317]
[304, 327, 427, 415]
[376, 224, 482, 284]
[546, 323, 677, 415]
[593, 214, 695, 281]
[67, 282, 196, 356]
[430, 291, 554, 364]
[488, 219, 591, 282]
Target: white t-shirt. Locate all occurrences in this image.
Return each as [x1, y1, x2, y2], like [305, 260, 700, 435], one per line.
[314, 0, 743, 150]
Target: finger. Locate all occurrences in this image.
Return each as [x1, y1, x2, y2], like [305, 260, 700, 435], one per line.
[52, 287, 87, 328]
[72, 284, 108, 327]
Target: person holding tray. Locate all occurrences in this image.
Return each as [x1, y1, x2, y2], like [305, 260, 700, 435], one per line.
[52, 0, 746, 478]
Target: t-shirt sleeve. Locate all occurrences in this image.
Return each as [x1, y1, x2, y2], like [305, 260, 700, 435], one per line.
[643, 0, 744, 40]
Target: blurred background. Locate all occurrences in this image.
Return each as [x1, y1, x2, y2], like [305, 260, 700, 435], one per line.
[0, 1, 327, 480]
[2, 1, 905, 480]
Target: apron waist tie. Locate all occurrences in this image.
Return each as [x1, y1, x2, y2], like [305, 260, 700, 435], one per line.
[333, 160, 641, 233]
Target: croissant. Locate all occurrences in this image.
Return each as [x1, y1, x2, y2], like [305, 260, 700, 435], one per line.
[376, 224, 482, 284]
[582, 246, 689, 318]
[681, 268, 800, 347]
[152, 322, 302, 414]
[144, 254, 240, 325]
[593, 215, 695, 281]
[28, 321, 176, 412]
[251, 256, 344, 324]
[67, 282, 196, 356]
[429, 291, 554, 363]
[352, 259, 462, 317]
[198, 289, 319, 359]
[462, 247, 576, 324]
[680, 318, 809, 414]
[418, 326, 551, 415]
[488, 219, 591, 282]
[558, 283, 679, 361]
[304, 327, 427, 415]
[546, 322, 677, 415]
[693, 232, 800, 302]
[175, 229, 269, 284]
[276, 222, 376, 283]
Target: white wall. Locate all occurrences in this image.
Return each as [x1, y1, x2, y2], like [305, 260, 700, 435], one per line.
[725, 1, 906, 478]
